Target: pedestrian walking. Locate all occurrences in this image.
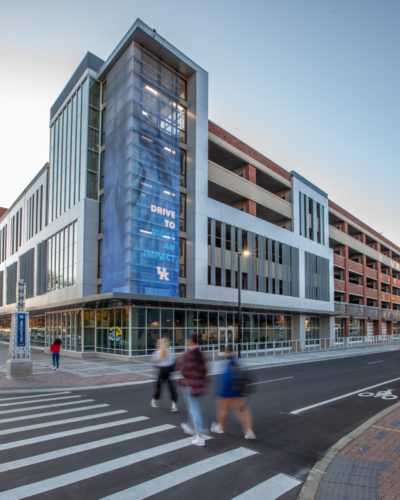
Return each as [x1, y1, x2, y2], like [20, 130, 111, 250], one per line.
[50, 338, 62, 371]
[211, 346, 255, 439]
[151, 337, 178, 412]
[177, 334, 208, 446]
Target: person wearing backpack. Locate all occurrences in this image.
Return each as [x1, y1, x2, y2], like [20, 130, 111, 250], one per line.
[211, 345, 255, 439]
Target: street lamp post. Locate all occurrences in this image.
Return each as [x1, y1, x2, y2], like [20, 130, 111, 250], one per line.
[237, 250, 249, 358]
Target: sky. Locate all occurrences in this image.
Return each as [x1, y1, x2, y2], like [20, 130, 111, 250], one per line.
[1, 0, 399, 245]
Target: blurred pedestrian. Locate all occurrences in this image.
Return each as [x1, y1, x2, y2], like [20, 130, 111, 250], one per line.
[50, 338, 62, 371]
[177, 334, 208, 446]
[211, 345, 255, 439]
[151, 337, 178, 412]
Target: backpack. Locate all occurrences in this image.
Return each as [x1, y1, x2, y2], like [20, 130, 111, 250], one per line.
[231, 360, 254, 397]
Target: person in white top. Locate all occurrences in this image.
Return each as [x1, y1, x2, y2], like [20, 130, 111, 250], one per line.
[151, 337, 178, 412]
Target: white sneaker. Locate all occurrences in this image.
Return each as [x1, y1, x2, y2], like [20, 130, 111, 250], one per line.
[151, 399, 159, 408]
[53, 367, 56, 371]
[180, 422, 194, 435]
[210, 422, 224, 434]
[191, 436, 205, 447]
[170, 402, 178, 413]
[244, 431, 256, 440]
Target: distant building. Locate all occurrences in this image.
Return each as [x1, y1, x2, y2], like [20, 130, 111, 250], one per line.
[0, 19, 399, 357]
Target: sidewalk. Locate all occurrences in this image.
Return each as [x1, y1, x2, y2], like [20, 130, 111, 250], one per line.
[1, 341, 399, 391]
[1, 342, 400, 499]
[300, 402, 400, 500]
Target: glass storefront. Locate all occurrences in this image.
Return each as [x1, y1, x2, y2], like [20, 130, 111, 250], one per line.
[349, 318, 362, 338]
[96, 308, 129, 355]
[46, 311, 82, 351]
[305, 316, 320, 345]
[130, 308, 291, 355]
[335, 318, 346, 342]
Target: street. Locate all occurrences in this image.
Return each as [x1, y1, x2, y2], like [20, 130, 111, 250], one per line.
[0, 349, 399, 499]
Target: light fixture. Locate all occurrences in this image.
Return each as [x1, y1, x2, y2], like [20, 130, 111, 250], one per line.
[144, 85, 158, 96]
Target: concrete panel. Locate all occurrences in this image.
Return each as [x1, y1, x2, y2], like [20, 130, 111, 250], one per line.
[209, 161, 292, 219]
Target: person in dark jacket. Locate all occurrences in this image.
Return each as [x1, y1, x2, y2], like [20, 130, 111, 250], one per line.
[211, 346, 255, 439]
[177, 334, 208, 446]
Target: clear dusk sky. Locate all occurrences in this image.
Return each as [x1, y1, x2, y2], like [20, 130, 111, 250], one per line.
[1, 0, 399, 245]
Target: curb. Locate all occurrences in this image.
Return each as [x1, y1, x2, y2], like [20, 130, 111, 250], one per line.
[298, 401, 400, 500]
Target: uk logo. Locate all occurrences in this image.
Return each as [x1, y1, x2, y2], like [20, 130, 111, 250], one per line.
[157, 267, 170, 281]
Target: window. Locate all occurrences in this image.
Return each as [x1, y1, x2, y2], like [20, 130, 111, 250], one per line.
[47, 222, 77, 291]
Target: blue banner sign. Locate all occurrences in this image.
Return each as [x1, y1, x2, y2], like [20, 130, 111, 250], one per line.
[102, 46, 182, 297]
[17, 313, 26, 347]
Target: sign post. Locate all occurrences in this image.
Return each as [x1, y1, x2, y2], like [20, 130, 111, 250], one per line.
[6, 280, 32, 378]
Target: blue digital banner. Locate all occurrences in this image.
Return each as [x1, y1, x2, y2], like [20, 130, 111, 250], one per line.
[102, 45, 181, 297]
[17, 312, 26, 347]
[129, 133, 180, 296]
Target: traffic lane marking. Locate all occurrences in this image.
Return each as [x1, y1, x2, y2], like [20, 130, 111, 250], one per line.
[248, 376, 293, 386]
[368, 360, 383, 365]
[290, 376, 400, 414]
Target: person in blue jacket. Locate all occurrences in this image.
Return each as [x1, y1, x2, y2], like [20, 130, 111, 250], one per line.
[211, 345, 255, 439]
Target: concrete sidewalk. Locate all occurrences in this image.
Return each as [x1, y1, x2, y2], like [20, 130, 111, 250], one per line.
[1, 341, 399, 391]
[0, 341, 399, 391]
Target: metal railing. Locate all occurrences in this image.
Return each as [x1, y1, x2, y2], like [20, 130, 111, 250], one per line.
[335, 302, 400, 321]
[204, 335, 400, 361]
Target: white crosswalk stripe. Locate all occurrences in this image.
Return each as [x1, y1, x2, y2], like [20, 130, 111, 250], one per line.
[0, 392, 70, 402]
[100, 447, 258, 500]
[0, 403, 109, 423]
[0, 409, 127, 436]
[0, 395, 81, 407]
[0, 398, 94, 414]
[231, 473, 302, 499]
[0, 424, 175, 471]
[0, 392, 301, 500]
[0, 436, 212, 499]
[0, 416, 148, 450]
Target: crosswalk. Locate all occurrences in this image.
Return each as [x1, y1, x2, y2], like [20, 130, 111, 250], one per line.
[0, 392, 301, 499]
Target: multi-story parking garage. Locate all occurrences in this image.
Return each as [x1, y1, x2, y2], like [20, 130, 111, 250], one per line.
[0, 19, 399, 358]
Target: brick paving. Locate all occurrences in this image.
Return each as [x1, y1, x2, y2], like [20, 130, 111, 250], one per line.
[0, 343, 155, 390]
[313, 404, 400, 500]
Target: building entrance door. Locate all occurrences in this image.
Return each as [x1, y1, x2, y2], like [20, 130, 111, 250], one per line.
[218, 328, 234, 353]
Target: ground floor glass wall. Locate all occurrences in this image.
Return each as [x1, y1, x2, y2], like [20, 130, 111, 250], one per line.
[131, 308, 292, 355]
[45, 311, 82, 351]
[305, 316, 320, 345]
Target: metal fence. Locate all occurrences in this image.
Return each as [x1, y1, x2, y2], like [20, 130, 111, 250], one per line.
[204, 335, 400, 361]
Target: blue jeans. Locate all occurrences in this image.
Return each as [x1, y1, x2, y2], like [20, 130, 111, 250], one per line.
[183, 387, 204, 435]
[52, 352, 60, 368]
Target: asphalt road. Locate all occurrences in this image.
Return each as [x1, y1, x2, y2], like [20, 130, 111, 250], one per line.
[0, 350, 399, 499]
